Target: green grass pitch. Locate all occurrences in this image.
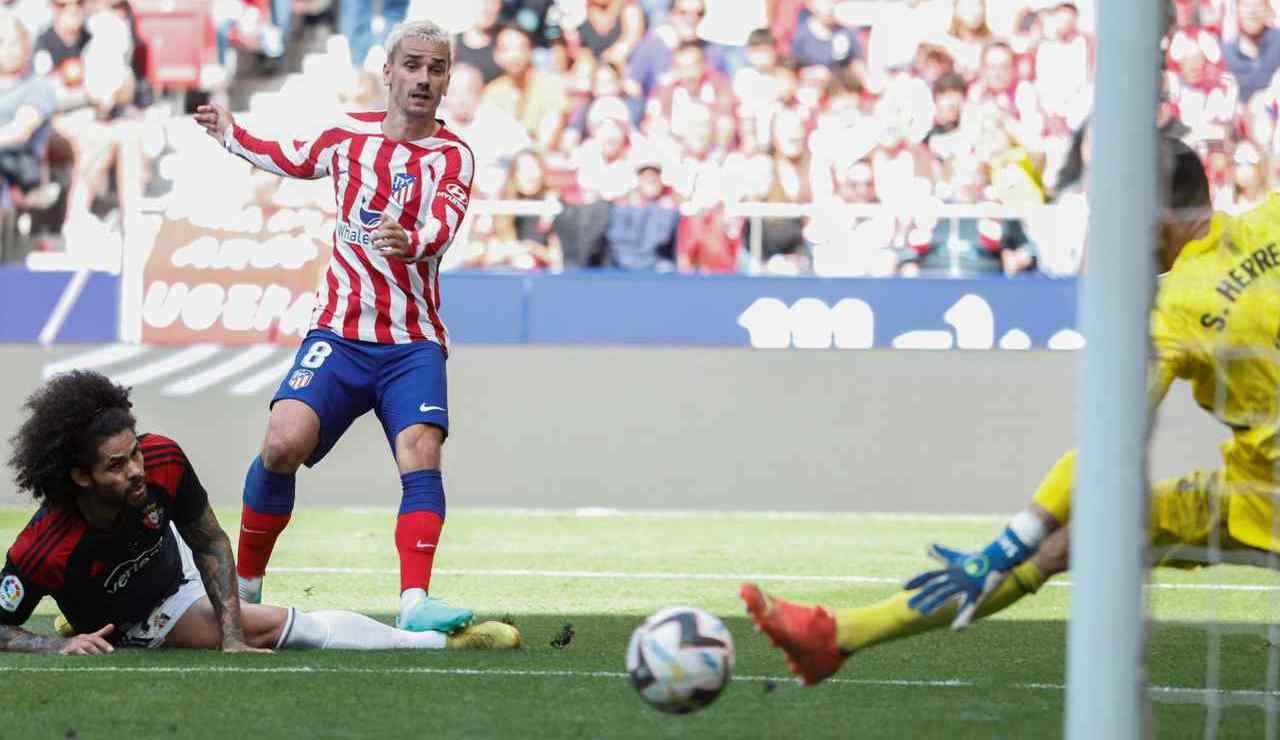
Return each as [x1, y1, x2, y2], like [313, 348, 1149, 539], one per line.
[1, 507, 1276, 739]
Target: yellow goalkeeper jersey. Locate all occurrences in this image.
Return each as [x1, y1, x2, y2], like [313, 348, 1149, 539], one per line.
[1150, 192, 1280, 551]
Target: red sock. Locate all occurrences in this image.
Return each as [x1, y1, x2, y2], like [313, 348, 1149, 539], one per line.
[395, 511, 443, 593]
[237, 506, 291, 579]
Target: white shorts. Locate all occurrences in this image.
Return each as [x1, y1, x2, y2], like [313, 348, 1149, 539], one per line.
[120, 526, 207, 648]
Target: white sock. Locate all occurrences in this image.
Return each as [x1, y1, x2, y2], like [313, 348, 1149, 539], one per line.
[399, 587, 427, 617]
[277, 608, 446, 650]
[237, 576, 262, 601]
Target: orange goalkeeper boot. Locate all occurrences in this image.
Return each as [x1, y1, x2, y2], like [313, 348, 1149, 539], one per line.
[740, 582, 849, 686]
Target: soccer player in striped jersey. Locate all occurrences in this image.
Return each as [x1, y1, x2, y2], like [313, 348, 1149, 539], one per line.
[193, 20, 477, 633]
[0, 371, 520, 653]
[743, 138, 1280, 685]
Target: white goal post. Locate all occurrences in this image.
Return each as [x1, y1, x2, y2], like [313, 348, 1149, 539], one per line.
[1065, 1, 1164, 738]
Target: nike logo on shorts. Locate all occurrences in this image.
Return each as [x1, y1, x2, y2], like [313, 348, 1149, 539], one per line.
[415, 540, 436, 549]
[419, 404, 446, 413]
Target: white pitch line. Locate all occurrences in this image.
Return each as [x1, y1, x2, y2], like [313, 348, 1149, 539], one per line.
[0, 665, 1273, 704]
[41, 344, 153, 379]
[464, 507, 1009, 524]
[110, 344, 223, 387]
[162, 345, 279, 397]
[229, 356, 296, 396]
[266, 566, 1280, 593]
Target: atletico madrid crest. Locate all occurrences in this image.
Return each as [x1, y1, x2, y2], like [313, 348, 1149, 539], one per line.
[288, 369, 314, 390]
[390, 173, 417, 207]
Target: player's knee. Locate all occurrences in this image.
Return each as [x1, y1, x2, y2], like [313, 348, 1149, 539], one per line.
[261, 425, 312, 473]
[394, 424, 443, 470]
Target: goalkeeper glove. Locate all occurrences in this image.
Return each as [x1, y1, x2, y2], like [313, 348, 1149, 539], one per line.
[904, 526, 1036, 630]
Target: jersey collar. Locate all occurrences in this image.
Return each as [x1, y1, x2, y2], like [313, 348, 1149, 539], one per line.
[1171, 211, 1225, 270]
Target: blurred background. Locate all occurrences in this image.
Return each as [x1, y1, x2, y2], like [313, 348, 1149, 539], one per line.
[4, 0, 1274, 279]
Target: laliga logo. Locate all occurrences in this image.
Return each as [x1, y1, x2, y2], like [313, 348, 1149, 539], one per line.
[737, 294, 1086, 350]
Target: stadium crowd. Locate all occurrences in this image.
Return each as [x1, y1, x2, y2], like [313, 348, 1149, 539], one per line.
[1, 0, 1278, 276]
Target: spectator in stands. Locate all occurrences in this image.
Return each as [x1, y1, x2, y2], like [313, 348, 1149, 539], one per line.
[1231, 138, 1271, 212]
[1171, 0, 1225, 36]
[1166, 27, 1237, 143]
[670, 102, 740, 274]
[912, 42, 957, 87]
[643, 40, 735, 150]
[862, 0, 950, 81]
[483, 24, 570, 150]
[1034, 1, 1091, 134]
[571, 97, 641, 202]
[966, 41, 1044, 154]
[34, 0, 90, 86]
[1202, 139, 1235, 209]
[339, 0, 407, 73]
[37, 0, 146, 257]
[456, 0, 505, 84]
[489, 149, 563, 271]
[442, 63, 530, 195]
[571, 0, 646, 67]
[503, 0, 562, 48]
[740, 106, 814, 274]
[732, 28, 782, 130]
[925, 71, 971, 174]
[1028, 118, 1087, 276]
[637, 0, 668, 27]
[0, 11, 57, 213]
[804, 63, 878, 199]
[628, 0, 704, 97]
[941, 0, 993, 81]
[1224, 0, 1280, 104]
[606, 159, 679, 270]
[808, 160, 898, 277]
[790, 0, 861, 70]
[565, 59, 643, 150]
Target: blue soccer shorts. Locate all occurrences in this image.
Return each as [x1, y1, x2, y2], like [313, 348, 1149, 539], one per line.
[272, 329, 448, 467]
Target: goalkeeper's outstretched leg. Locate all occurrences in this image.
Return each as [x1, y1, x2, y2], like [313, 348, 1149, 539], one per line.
[740, 525, 1070, 686]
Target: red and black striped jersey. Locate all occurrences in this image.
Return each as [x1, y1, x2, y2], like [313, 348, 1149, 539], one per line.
[0, 433, 210, 636]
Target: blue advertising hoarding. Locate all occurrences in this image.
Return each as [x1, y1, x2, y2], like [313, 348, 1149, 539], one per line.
[0, 266, 119, 343]
[2, 264, 1079, 349]
[445, 272, 1080, 350]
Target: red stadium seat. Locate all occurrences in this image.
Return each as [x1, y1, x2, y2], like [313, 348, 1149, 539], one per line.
[131, 0, 217, 90]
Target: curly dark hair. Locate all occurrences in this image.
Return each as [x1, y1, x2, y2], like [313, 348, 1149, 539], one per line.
[8, 371, 136, 508]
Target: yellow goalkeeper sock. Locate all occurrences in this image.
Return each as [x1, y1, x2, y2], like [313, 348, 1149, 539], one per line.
[834, 561, 1048, 652]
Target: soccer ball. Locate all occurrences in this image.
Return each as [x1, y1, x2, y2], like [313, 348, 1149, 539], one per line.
[626, 606, 735, 714]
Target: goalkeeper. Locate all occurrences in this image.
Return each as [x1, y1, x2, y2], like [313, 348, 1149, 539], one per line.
[742, 138, 1280, 686]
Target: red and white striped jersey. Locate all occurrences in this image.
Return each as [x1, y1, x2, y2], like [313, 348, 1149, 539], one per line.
[224, 111, 474, 350]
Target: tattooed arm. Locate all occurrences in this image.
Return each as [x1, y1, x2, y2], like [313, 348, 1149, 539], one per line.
[177, 505, 262, 652]
[0, 623, 114, 654]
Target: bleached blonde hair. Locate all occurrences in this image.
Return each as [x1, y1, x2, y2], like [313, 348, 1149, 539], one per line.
[385, 19, 453, 64]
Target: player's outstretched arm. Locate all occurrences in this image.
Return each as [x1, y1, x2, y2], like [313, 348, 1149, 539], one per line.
[0, 624, 113, 654]
[178, 505, 270, 653]
[193, 104, 337, 181]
